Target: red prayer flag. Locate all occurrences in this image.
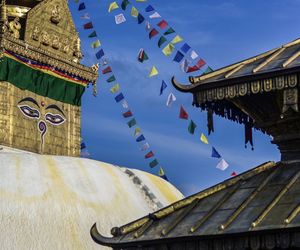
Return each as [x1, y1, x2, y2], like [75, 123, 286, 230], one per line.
[196, 58, 206, 69]
[102, 66, 112, 74]
[149, 28, 159, 39]
[231, 172, 237, 177]
[83, 22, 93, 29]
[122, 110, 133, 118]
[145, 151, 154, 159]
[179, 105, 189, 119]
[186, 65, 199, 73]
[157, 20, 168, 29]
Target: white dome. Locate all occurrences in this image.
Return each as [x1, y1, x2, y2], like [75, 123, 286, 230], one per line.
[0, 146, 183, 249]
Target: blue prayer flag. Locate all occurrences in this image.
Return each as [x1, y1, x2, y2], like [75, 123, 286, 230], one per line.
[78, 2, 86, 11]
[115, 93, 124, 103]
[211, 147, 222, 158]
[136, 134, 145, 142]
[95, 49, 104, 60]
[181, 43, 191, 54]
[137, 13, 145, 24]
[160, 80, 167, 95]
[145, 5, 154, 12]
[173, 51, 184, 63]
[80, 142, 86, 150]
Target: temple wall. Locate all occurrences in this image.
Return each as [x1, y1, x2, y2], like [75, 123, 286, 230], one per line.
[0, 81, 81, 156]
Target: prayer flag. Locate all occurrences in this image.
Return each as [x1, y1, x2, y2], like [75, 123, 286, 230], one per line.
[231, 172, 237, 177]
[145, 5, 154, 12]
[181, 43, 191, 53]
[188, 120, 197, 134]
[80, 13, 90, 19]
[145, 21, 151, 31]
[136, 0, 147, 2]
[134, 127, 141, 136]
[145, 151, 154, 159]
[138, 13, 145, 24]
[80, 142, 86, 150]
[162, 43, 175, 56]
[159, 80, 167, 95]
[180, 59, 189, 73]
[110, 84, 120, 93]
[83, 22, 93, 29]
[136, 134, 145, 142]
[115, 13, 126, 24]
[107, 75, 116, 83]
[166, 93, 176, 107]
[173, 51, 184, 63]
[123, 110, 133, 118]
[164, 27, 175, 35]
[137, 49, 149, 62]
[74, 0, 79, 3]
[157, 20, 168, 29]
[149, 66, 158, 77]
[179, 105, 189, 119]
[171, 35, 183, 44]
[127, 118, 137, 128]
[91, 40, 101, 48]
[190, 50, 198, 59]
[200, 133, 209, 144]
[196, 58, 206, 68]
[158, 36, 167, 48]
[216, 159, 229, 171]
[95, 49, 104, 60]
[186, 65, 199, 73]
[149, 12, 161, 19]
[122, 100, 129, 109]
[211, 147, 221, 158]
[149, 159, 158, 168]
[149, 28, 159, 39]
[115, 93, 124, 102]
[88, 31, 97, 38]
[102, 66, 112, 74]
[203, 66, 213, 75]
[108, 2, 119, 12]
[121, 0, 130, 10]
[140, 142, 150, 151]
[131, 6, 138, 17]
[78, 3, 86, 11]
[159, 167, 169, 181]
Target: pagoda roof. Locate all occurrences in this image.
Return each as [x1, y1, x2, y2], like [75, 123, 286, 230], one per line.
[91, 161, 300, 248]
[173, 38, 300, 93]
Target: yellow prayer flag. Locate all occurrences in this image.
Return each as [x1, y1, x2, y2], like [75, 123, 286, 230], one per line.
[110, 83, 120, 93]
[108, 1, 119, 12]
[162, 43, 175, 56]
[136, 0, 147, 2]
[171, 35, 183, 44]
[158, 167, 165, 176]
[134, 127, 141, 136]
[200, 133, 209, 144]
[131, 6, 139, 17]
[91, 39, 101, 49]
[149, 66, 158, 77]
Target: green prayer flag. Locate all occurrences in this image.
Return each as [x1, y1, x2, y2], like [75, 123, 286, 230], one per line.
[149, 159, 159, 168]
[127, 118, 137, 128]
[188, 120, 197, 134]
[203, 66, 213, 75]
[121, 0, 130, 10]
[158, 36, 167, 48]
[163, 27, 175, 36]
[107, 75, 116, 83]
[88, 31, 97, 38]
[91, 40, 101, 49]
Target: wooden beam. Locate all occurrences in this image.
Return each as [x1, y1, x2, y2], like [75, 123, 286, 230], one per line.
[283, 50, 300, 68]
[253, 48, 285, 73]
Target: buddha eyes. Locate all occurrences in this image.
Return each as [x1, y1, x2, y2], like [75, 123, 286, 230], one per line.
[45, 113, 66, 125]
[18, 105, 40, 119]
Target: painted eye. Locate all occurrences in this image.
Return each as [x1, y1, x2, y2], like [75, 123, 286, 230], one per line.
[18, 105, 40, 119]
[45, 113, 66, 125]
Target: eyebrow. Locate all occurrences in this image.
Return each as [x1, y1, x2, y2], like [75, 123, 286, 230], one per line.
[46, 104, 65, 116]
[18, 97, 40, 108]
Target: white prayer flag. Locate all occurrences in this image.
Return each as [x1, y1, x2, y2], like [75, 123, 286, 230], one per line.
[190, 50, 198, 60]
[166, 93, 176, 107]
[121, 100, 129, 109]
[115, 13, 126, 24]
[216, 159, 229, 171]
[149, 12, 161, 19]
[141, 143, 150, 151]
[145, 21, 151, 31]
[80, 13, 90, 19]
[180, 59, 189, 73]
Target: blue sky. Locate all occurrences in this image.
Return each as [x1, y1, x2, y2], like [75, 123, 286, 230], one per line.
[69, 0, 300, 196]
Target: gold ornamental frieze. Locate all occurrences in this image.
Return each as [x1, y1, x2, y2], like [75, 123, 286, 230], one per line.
[195, 74, 299, 104]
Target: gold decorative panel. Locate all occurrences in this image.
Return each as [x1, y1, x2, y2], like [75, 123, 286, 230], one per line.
[0, 81, 81, 156]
